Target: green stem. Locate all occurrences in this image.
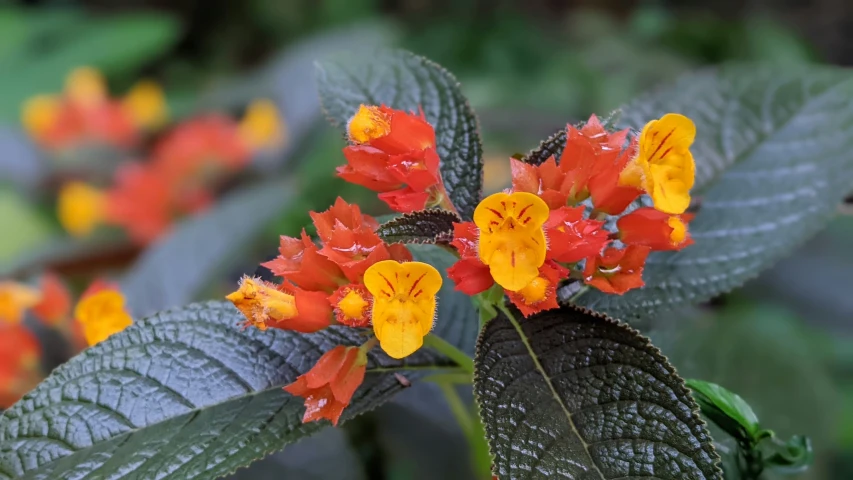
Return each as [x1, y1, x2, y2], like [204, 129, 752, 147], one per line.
[567, 285, 590, 304]
[424, 334, 475, 374]
[423, 372, 472, 384]
[437, 382, 473, 435]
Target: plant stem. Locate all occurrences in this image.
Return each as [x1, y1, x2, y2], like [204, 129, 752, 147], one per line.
[424, 334, 475, 374]
[567, 285, 590, 304]
[437, 382, 473, 435]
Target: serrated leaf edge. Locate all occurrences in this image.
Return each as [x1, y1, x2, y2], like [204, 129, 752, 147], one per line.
[472, 304, 724, 479]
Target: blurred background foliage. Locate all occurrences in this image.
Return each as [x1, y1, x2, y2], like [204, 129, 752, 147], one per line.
[0, 0, 851, 479]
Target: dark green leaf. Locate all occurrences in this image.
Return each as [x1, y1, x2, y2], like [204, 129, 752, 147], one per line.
[686, 379, 761, 441]
[0, 302, 447, 480]
[376, 209, 460, 245]
[121, 180, 293, 319]
[575, 66, 853, 320]
[474, 305, 722, 479]
[316, 49, 484, 220]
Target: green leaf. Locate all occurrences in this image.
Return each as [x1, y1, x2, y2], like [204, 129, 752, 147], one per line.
[0, 12, 179, 122]
[0, 189, 56, 264]
[121, 180, 293, 319]
[574, 66, 853, 319]
[762, 434, 813, 474]
[474, 305, 722, 480]
[376, 209, 460, 244]
[686, 379, 762, 442]
[0, 302, 447, 480]
[316, 49, 484, 220]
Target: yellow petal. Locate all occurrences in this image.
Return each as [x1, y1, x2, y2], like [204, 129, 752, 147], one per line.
[65, 67, 107, 108]
[637, 113, 697, 214]
[57, 182, 106, 237]
[123, 80, 168, 129]
[474, 192, 549, 291]
[668, 216, 687, 245]
[648, 165, 692, 215]
[364, 260, 441, 359]
[74, 290, 132, 346]
[239, 99, 287, 150]
[347, 105, 390, 144]
[21, 95, 61, 140]
[0, 282, 42, 325]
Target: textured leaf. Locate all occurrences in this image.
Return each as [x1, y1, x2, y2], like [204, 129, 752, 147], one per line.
[121, 180, 293, 319]
[474, 305, 721, 480]
[316, 49, 484, 220]
[0, 302, 447, 480]
[376, 209, 460, 245]
[572, 66, 853, 319]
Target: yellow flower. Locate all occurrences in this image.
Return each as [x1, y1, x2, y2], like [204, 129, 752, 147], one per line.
[474, 192, 549, 291]
[57, 182, 106, 237]
[65, 67, 107, 109]
[226, 276, 332, 333]
[0, 282, 42, 325]
[123, 80, 168, 129]
[620, 113, 696, 214]
[226, 276, 296, 331]
[364, 260, 442, 359]
[347, 105, 390, 144]
[21, 95, 61, 140]
[74, 290, 133, 346]
[238, 99, 287, 150]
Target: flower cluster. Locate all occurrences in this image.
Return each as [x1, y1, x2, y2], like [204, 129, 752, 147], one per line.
[22, 67, 165, 151]
[227, 198, 443, 425]
[0, 274, 132, 407]
[340, 105, 452, 213]
[25, 67, 286, 245]
[448, 113, 696, 315]
[231, 104, 697, 429]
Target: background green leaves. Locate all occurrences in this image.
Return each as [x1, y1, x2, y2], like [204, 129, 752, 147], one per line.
[316, 49, 484, 220]
[474, 306, 722, 480]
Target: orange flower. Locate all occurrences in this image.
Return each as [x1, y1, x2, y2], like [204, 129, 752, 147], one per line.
[262, 230, 347, 292]
[506, 261, 566, 317]
[151, 115, 251, 184]
[122, 79, 169, 130]
[104, 163, 177, 244]
[617, 207, 693, 251]
[511, 157, 574, 210]
[0, 323, 42, 408]
[310, 197, 379, 243]
[583, 245, 651, 294]
[340, 105, 449, 213]
[447, 223, 494, 295]
[226, 276, 332, 333]
[31, 273, 72, 327]
[347, 105, 435, 154]
[329, 284, 372, 327]
[0, 282, 41, 325]
[283, 345, 368, 425]
[312, 198, 411, 282]
[338, 146, 402, 191]
[543, 206, 609, 264]
[21, 67, 138, 150]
